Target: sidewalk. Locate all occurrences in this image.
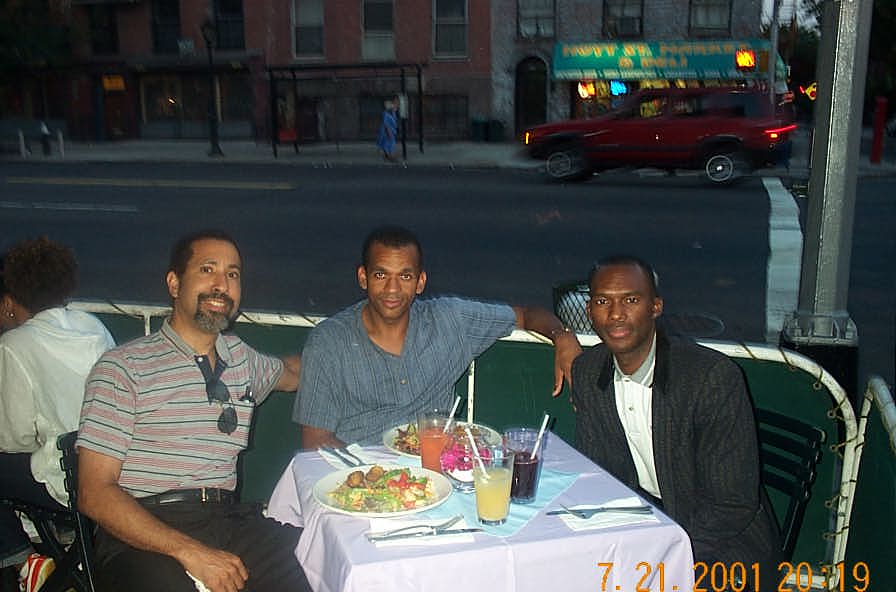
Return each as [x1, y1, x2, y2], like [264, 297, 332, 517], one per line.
[6, 127, 896, 177]
[8, 138, 539, 171]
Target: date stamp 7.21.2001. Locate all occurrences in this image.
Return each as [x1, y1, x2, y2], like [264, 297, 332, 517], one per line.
[596, 561, 870, 592]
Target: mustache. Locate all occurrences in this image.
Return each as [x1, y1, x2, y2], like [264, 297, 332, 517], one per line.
[198, 292, 235, 309]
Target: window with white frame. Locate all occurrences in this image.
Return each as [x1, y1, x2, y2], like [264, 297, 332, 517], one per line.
[433, 0, 467, 57]
[294, 0, 323, 56]
[363, 0, 394, 60]
[689, 0, 730, 34]
[603, 0, 642, 38]
[518, 0, 554, 39]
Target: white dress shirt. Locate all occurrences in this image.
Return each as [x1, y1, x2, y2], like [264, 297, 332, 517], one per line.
[0, 307, 115, 504]
[613, 333, 661, 499]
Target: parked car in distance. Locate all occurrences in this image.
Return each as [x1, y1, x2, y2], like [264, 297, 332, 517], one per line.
[523, 87, 797, 184]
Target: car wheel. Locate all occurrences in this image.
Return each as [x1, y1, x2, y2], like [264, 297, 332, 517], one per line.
[545, 146, 589, 181]
[704, 151, 745, 184]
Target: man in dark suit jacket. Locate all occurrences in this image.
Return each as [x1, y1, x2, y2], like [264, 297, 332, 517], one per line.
[571, 255, 781, 590]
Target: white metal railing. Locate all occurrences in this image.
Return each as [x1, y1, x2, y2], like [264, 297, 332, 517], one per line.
[70, 300, 864, 590]
[863, 376, 896, 457]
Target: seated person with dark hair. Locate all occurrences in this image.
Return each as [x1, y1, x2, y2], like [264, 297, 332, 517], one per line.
[76, 230, 309, 592]
[0, 238, 115, 589]
[571, 255, 781, 591]
[294, 225, 582, 449]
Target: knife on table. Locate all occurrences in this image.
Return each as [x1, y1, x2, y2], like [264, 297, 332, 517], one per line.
[366, 528, 483, 542]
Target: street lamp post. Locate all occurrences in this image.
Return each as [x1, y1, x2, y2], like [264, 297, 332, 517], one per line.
[200, 17, 223, 157]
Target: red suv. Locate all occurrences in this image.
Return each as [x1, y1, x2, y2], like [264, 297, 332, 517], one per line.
[523, 87, 796, 184]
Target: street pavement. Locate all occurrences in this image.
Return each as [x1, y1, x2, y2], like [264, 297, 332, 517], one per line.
[5, 126, 896, 178]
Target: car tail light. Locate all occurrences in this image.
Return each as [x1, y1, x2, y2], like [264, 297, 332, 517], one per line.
[763, 123, 797, 141]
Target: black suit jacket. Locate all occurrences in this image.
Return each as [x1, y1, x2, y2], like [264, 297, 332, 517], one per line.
[571, 333, 781, 576]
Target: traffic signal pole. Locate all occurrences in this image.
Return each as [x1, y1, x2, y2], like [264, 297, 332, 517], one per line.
[780, 0, 874, 407]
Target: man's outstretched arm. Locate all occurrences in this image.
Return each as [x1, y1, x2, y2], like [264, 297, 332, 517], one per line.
[512, 305, 583, 396]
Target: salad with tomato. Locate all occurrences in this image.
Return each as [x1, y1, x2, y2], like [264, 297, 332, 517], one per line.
[329, 465, 438, 513]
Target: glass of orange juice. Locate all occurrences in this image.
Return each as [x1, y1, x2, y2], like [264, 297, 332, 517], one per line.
[416, 409, 451, 472]
[472, 446, 515, 525]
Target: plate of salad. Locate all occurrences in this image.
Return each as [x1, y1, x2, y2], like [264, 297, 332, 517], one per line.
[312, 464, 453, 517]
[383, 422, 501, 457]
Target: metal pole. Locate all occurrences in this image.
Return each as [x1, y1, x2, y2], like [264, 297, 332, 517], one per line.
[417, 65, 424, 153]
[780, 0, 874, 405]
[201, 17, 223, 157]
[768, 0, 780, 106]
[206, 43, 223, 156]
[400, 68, 407, 161]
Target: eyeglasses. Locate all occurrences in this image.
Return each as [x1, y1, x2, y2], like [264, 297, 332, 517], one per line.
[195, 355, 237, 434]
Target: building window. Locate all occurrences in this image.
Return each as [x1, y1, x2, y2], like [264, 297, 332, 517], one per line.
[433, 0, 466, 57]
[89, 5, 119, 54]
[603, 0, 642, 38]
[363, 0, 394, 61]
[152, 0, 180, 54]
[294, 0, 324, 57]
[214, 0, 244, 50]
[518, 0, 554, 39]
[689, 0, 731, 35]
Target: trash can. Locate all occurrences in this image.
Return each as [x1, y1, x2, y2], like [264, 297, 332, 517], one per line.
[487, 119, 504, 142]
[471, 117, 487, 142]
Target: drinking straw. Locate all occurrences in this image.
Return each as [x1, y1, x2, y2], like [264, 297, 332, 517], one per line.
[463, 425, 488, 475]
[443, 395, 462, 433]
[530, 412, 550, 460]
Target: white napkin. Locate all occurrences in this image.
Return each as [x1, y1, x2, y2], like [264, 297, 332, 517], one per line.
[367, 517, 478, 547]
[317, 444, 379, 469]
[556, 496, 660, 531]
[185, 571, 210, 592]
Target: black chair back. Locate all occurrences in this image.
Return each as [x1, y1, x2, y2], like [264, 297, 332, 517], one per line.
[0, 432, 95, 592]
[756, 408, 826, 560]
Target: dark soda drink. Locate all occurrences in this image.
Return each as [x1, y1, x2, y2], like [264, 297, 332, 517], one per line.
[510, 451, 542, 503]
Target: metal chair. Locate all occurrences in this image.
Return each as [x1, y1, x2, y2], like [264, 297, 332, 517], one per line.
[756, 408, 826, 561]
[1, 433, 95, 592]
[552, 280, 592, 333]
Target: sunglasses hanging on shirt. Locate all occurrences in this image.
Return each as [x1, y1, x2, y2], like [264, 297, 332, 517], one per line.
[195, 355, 237, 434]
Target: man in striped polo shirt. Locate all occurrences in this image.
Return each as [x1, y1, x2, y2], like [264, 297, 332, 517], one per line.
[76, 230, 309, 592]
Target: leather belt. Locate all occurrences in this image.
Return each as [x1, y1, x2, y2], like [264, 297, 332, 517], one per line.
[138, 488, 235, 505]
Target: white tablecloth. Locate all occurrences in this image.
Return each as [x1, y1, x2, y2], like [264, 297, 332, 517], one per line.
[268, 435, 694, 592]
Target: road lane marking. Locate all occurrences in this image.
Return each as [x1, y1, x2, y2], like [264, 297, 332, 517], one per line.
[0, 201, 139, 213]
[763, 177, 803, 343]
[4, 177, 294, 190]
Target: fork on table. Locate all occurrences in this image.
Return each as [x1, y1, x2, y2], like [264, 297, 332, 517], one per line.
[550, 504, 653, 519]
[365, 515, 464, 542]
[320, 445, 364, 467]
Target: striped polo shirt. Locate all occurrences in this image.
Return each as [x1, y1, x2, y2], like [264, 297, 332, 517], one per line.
[77, 319, 283, 497]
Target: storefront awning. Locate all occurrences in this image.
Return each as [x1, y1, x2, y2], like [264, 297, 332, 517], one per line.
[552, 39, 784, 81]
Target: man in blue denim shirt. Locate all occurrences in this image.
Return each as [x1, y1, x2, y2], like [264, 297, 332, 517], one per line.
[294, 225, 582, 449]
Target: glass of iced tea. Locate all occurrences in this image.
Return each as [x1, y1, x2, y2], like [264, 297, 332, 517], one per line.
[503, 427, 545, 504]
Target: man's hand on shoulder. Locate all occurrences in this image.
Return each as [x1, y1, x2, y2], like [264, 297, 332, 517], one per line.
[511, 306, 583, 396]
[276, 354, 301, 392]
[551, 329, 582, 396]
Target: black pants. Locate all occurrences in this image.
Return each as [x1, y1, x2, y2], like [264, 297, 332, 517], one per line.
[94, 501, 311, 592]
[0, 453, 67, 567]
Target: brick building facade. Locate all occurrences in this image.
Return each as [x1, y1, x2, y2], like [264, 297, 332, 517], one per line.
[2, 0, 765, 143]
